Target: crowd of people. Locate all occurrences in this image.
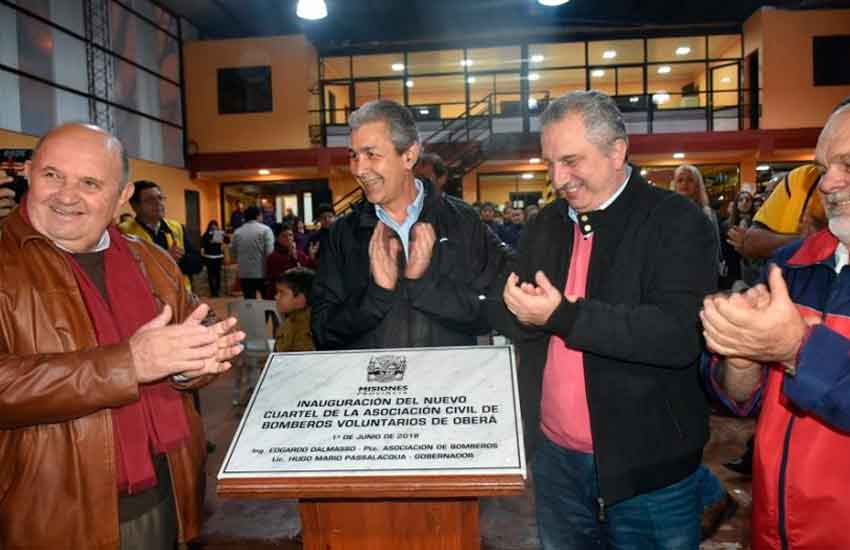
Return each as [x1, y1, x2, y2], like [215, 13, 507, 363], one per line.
[1, 90, 849, 550]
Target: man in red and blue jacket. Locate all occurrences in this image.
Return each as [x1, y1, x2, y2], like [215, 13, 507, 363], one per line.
[702, 102, 850, 550]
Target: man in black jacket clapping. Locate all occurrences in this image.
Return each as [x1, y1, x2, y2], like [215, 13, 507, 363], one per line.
[311, 100, 509, 350]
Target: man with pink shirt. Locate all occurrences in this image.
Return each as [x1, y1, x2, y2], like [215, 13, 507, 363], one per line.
[489, 91, 717, 549]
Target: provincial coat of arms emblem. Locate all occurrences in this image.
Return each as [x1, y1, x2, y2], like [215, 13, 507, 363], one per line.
[367, 355, 406, 382]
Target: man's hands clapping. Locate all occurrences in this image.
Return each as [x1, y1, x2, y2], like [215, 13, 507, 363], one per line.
[129, 303, 245, 383]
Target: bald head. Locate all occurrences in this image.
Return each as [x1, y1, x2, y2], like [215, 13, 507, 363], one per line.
[24, 122, 134, 253]
[33, 123, 129, 189]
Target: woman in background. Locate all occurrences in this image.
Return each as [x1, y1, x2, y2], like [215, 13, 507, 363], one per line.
[201, 220, 225, 297]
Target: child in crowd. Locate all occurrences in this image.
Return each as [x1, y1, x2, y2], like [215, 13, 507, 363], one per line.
[273, 267, 315, 353]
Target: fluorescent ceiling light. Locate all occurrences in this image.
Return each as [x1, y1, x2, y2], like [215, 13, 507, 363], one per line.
[405, 79, 414, 88]
[673, 152, 685, 159]
[538, 0, 570, 5]
[528, 72, 540, 81]
[528, 97, 538, 109]
[296, 0, 327, 20]
[652, 92, 670, 104]
[657, 65, 672, 74]
[591, 69, 605, 78]
[460, 59, 473, 67]
[529, 158, 542, 164]
[467, 76, 477, 84]
[521, 173, 535, 180]
[629, 96, 640, 103]
[756, 164, 771, 171]
[675, 46, 691, 56]
[419, 109, 430, 115]
[530, 54, 545, 63]
[391, 63, 405, 72]
[258, 169, 271, 175]
[720, 76, 731, 84]
[602, 50, 617, 59]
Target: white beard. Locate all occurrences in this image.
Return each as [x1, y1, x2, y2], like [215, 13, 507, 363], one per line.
[829, 215, 850, 244]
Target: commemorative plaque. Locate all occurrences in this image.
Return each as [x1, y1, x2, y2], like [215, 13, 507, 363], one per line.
[218, 345, 525, 480]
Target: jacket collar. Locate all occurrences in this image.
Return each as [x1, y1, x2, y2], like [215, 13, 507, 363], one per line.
[555, 164, 648, 235]
[356, 177, 441, 228]
[787, 228, 839, 267]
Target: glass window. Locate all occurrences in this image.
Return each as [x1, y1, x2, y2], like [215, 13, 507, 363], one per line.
[588, 39, 643, 66]
[15, 10, 88, 93]
[616, 66, 644, 96]
[708, 34, 742, 60]
[711, 61, 740, 108]
[353, 53, 404, 78]
[467, 46, 522, 72]
[495, 73, 522, 116]
[111, 2, 180, 81]
[324, 84, 350, 124]
[407, 75, 465, 117]
[354, 79, 403, 107]
[530, 69, 585, 108]
[648, 62, 706, 108]
[528, 42, 585, 68]
[323, 56, 350, 80]
[588, 67, 615, 96]
[407, 49, 464, 75]
[647, 36, 706, 63]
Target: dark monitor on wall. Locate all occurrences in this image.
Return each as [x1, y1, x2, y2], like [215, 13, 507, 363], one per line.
[813, 35, 850, 86]
[218, 66, 273, 114]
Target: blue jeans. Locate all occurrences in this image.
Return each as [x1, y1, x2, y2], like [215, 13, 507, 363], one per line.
[533, 436, 701, 550]
[696, 464, 726, 510]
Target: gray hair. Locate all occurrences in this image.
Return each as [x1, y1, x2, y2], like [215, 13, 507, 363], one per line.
[539, 90, 629, 152]
[33, 122, 130, 189]
[672, 164, 709, 207]
[349, 99, 419, 154]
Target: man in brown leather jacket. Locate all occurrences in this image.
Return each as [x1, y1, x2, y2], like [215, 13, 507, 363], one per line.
[0, 123, 245, 550]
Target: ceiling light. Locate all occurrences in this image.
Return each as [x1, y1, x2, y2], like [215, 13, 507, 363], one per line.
[296, 0, 327, 20]
[529, 158, 542, 164]
[720, 76, 731, 84]
[528, 97, 538, 109]
[629, 96, 640, 103]
[419, 108, 430, 115]
[530, 54, 545, 63]
[391, 63, 405, 72]
[528, 72, 540, 81]
[258, 169, 271, 176]
[521, 173, 535, 180]
[538, 0, 570, 5]
[675, 46, 691, 56]
[591, 69, 605, 78]
[602, 50, 617, 59]
[657, 65, 672, 74]
[673, 152, 685, 159]
[460, 59, 473, 67]
[652, 92, 670, 104]
[640, 169, 648, 176]
[467, 76, 476, 84]
[405, 79, 414, 88]
[756, 164, 771, 171]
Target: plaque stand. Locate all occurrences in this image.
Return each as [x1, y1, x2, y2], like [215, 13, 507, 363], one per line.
[218, 474, 525, 549]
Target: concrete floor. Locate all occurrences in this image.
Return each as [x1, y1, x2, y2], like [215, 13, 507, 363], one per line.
[194, 297, 755, 550]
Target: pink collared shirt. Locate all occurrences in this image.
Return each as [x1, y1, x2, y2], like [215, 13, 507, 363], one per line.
[540, 223, 594, 452]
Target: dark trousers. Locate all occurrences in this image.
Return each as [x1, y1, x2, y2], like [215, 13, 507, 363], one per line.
[204, 257, 222, 297]
[240, 278, 265, 299]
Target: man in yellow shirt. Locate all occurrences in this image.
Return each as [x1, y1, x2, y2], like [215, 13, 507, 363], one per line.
[727, 165, 826, 260]
[120, 180, 202, 291]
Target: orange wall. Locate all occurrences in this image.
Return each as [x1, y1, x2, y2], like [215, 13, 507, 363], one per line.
[755, 8, 850, 129]
[184, 35, 318, 153]
[0, 128, 218, 227]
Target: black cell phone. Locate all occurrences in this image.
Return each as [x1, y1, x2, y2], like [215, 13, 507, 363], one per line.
[0, 149, 32, 202]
